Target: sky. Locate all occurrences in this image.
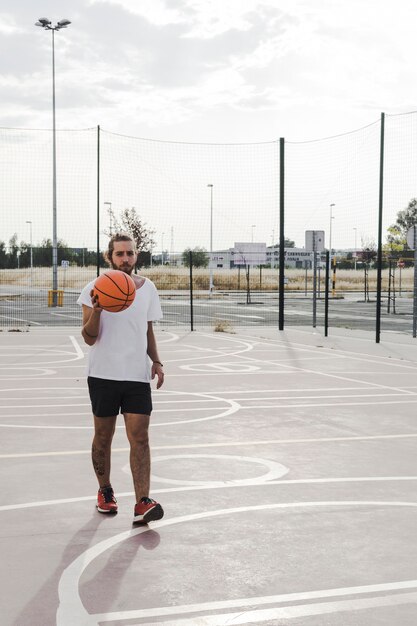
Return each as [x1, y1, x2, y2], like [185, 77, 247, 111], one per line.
[1, 0, 417, 252]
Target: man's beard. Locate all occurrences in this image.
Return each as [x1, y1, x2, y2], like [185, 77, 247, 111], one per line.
[111, 263, 133, 275]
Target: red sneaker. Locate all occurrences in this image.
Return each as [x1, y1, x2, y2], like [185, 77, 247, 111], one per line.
[133, 497, 164, 524]
[97, 486, 118, 514]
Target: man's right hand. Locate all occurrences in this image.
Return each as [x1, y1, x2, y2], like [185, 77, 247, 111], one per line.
[90, 289, 103, 312]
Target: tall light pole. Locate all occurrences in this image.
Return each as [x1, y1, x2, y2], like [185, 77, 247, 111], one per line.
[161, 232, 165, 265]
[207, 184, 214, 293]
[26, 220, 33, 287]
[104, 201, 112, 235]
[353, 227, 357, 270]
[251, 224, 256, 243]
[35, 17, 71, 306]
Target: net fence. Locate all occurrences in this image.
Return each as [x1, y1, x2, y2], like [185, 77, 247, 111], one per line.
[1, 114, 417, 336]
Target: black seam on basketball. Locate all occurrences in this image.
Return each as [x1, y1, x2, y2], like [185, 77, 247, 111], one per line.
[122, 272, 135, 297]
[102, 273, 130, 296]
[93, 286, 128, 302]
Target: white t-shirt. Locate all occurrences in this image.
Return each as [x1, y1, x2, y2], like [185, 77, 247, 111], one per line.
[77, 277, 163, 382]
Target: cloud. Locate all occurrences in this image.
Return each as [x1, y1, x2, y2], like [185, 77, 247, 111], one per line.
[0, 13, 25, 35]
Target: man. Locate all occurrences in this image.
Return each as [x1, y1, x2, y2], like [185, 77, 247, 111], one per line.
[77, 232, 164, 524]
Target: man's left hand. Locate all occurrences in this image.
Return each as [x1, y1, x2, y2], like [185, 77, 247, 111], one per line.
[152, 363, 164, 389]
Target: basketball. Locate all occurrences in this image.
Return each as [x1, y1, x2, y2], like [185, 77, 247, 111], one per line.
[93, 270, 136, 312]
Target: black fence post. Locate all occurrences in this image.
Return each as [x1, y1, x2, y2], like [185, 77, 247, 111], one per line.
[324, 250, 330, 337]
[189, 250, 194, 331]
[376, 112, 385, 343]
[279, 137, 285, 330]
[96, 125, 100, 277]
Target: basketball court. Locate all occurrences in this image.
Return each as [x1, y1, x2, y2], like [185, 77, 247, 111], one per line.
[2, 325, 417, 625]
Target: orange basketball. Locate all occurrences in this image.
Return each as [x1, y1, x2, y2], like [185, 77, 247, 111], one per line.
[93, 270, 136, 312]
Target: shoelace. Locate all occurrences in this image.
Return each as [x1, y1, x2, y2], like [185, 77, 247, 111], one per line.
[140, 497, 154, 504]
[101, 487, 116, 503]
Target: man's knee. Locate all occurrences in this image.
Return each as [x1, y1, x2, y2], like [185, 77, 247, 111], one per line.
[125, 415, 150, 447]
[128, 427, 149, 448]
[93, 418, 116, 447]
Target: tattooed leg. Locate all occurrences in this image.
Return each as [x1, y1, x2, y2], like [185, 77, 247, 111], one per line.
[92, 415, 117, 488]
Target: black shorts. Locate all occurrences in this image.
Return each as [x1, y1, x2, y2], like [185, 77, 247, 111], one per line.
[87, 377, 153, 417]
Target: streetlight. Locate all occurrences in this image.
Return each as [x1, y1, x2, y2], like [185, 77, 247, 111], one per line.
[104, 201, 112, 235]
[26, 220, 33, 287]
[35, 17, 72, 306]
[207, 184, 214, 293]
[353, 227, 357, 270]
[251, 224, 256, 243]
[161, 232, 165, 265]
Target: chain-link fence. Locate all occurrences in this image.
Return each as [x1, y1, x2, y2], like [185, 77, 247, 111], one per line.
[1, 115, 417, 337]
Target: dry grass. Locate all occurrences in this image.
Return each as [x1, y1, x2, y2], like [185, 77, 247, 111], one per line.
[213, 319, 235, 333]
[0, 266, 413, 292]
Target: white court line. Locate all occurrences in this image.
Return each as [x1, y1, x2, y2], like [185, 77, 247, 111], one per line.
[0, 349, 76, 355]
[2, 432, 417, 457]
[165, 339, 255, 363]
[0, 336, 84, 369]
[69, 335, 84, 359]
[229, 330, 417, 369]
[0, 385, 399, 394]
[234, 352, 417, 396]
[0, 403, 227, 411]
[2, 481, 417, 512]
[130, 592, 417, 625]
[50, 313, 81, 319]
[0, 314, 42, 325]
[198, 330, 417, 371]
[0, 370, 364, 380]
[55, 501, 417, 626]
[157, 332, 180, 343]
[0, 391, 407, 403]
[148, 454, 289, 486]
[2, 396, 417, 431]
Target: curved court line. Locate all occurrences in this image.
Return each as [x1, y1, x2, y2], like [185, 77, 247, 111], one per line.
[234, 351, 417, 397]
[156, 331, 179, 343]
[2, 480, 417, 511]
[151, 391, 240, 426]
[237, 331, 417, 370]
[164, 338, 254, 364]
[213, 327, 413, 365]
[56, 501, 417, 626]
[0, 391, 240, 429]
[3, 396, 417, 413]
[134, 454, 289, 486]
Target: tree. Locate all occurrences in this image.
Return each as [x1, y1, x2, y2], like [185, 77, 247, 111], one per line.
[384, 224, 404, 257]
[0, 241, 7, 268]
[395, 198, 417, 234]
[271, 237, 295, 248]
[387, 198, 417, 254]
[182, 247, 209, 268]
[105, 207, 156, 266]
[7, 233, 19, 268]
[361, 237, 377, 265]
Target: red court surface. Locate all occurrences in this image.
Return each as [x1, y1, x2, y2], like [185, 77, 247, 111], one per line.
[2, 325, 417, 625]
